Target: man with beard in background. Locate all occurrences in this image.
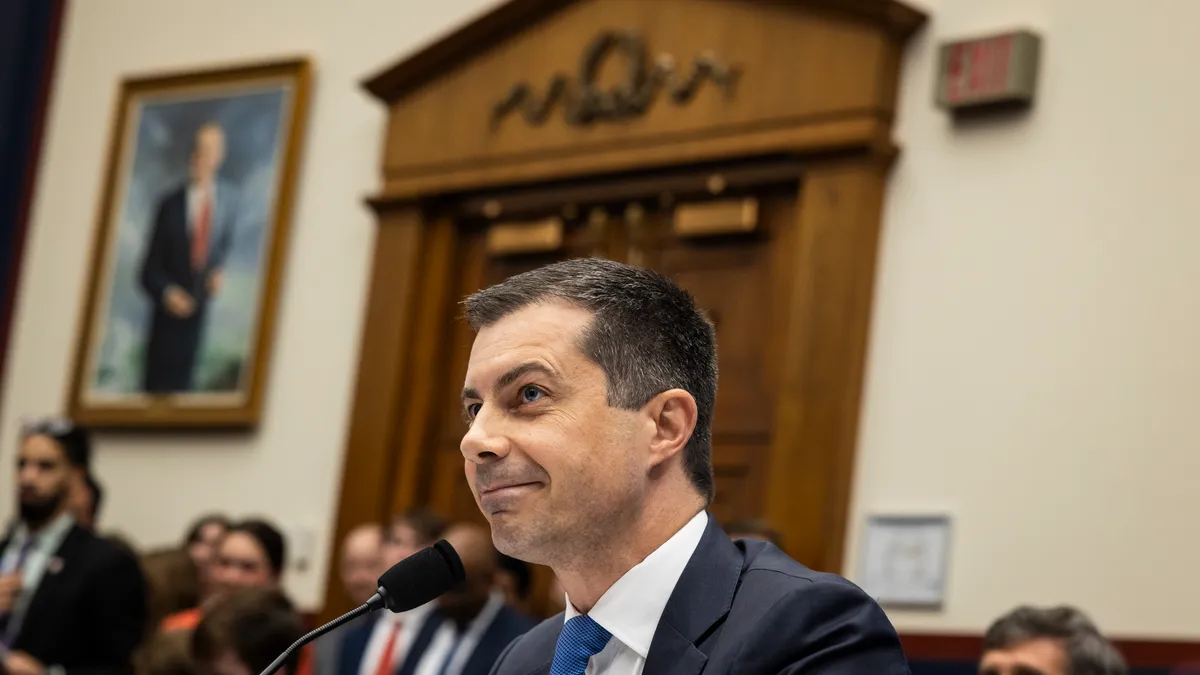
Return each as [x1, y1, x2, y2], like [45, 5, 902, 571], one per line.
[0, 418, 146, 675]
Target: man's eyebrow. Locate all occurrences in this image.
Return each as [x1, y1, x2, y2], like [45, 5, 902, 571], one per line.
[461, 361, 560, 403]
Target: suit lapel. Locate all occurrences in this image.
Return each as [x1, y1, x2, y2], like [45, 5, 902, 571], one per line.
[14, 526, 84, 646]
[641, 515, 743, 675]
[520, 620, 561, 675]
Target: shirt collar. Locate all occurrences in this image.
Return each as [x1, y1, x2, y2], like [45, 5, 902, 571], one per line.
[13, 511, 75, 548]
[563, 511, 708, 658]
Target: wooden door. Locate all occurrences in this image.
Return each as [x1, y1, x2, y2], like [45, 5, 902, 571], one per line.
[417, 176, 800, 531]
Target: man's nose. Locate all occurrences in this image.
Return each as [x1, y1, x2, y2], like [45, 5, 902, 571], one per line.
[460, 407, 511, 465]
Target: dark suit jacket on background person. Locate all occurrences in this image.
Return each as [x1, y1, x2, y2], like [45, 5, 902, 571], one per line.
[138, 179, 237, 393]
[404, 598, 535, 675]
[312, 614, 370, 675]
[489, 517, 910, 675]
[339, 610, 443, 675]
[1, 523, 147, 675]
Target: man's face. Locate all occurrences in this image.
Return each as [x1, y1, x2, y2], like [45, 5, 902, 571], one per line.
[339, 528, 383, 605]
[460, 301, 647, 563]
[190, 125, 226, 183]
[979, 638, 1068, 675]
[16, 435, 71, 527]
[439, 525, 495, 613]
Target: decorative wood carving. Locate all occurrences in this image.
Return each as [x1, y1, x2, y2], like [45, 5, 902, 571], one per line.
[324, 0, 927, 625]
[491, 29, 740, 128]
[674, 198, 759, 237]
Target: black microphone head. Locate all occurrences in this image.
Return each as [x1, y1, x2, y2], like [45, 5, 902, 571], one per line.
[376, 539, 465, 613]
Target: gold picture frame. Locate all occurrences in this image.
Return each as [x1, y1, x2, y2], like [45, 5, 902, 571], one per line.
[66, 57, 312, 428]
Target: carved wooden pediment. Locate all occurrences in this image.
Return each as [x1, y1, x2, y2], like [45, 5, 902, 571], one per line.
[363, 0, 925, 198]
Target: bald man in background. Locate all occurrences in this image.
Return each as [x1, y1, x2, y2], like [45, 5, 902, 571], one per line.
[313, 524, 384, 675]
[402, 523, 534, 675]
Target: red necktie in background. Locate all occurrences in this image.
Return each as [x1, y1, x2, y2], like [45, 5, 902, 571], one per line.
[191, 190, 211, 271]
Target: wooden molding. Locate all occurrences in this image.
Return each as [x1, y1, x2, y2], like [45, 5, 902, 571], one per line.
[362, 0, 926, 102]
[673, 198, 759, 238]
[485, 217, 564, 256]
[329, 0, 925, 623]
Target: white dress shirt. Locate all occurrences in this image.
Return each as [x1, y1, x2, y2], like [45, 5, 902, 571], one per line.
[358, 600, 435, 675]
[562, 511, 708, 675]
[412, 591, 507, 675]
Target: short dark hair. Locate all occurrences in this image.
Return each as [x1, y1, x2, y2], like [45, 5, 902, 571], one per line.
[983, 605, 1127, 675]
[185, 513, 232, 546]
[226, 519, 287, 577]
[193, 587, 303, 675]
[463, 258, 718, 502]
[21, 417, 91, 469]
[390, 507, 446, 546]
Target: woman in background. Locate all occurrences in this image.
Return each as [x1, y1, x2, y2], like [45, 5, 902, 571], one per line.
[162, 518, 287, 632]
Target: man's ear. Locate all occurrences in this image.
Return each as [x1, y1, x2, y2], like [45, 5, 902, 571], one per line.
[645, 389, 698, 468]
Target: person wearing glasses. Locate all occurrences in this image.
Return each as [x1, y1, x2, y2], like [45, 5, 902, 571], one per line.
[0, 418, 147, 675]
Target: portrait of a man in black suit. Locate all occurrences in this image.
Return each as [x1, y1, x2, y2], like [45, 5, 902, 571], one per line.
[137, 123, 238, 393]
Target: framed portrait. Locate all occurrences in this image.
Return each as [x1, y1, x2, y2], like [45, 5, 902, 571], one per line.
[66, 58, 311, 428]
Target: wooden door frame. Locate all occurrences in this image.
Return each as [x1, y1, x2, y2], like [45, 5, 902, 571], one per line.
[320, 0, 924, 620]
[321, 143, 895, 620]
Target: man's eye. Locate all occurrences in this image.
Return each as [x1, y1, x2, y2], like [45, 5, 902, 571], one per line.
[465, 403, 482, 418]
[520, 385, 544, 403]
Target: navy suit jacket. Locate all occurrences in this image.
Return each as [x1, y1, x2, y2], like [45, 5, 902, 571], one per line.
[488, 515, 910, 675]
[0, 525, 147, 675]
[337, 609, 451, 675]
[449, 604, 537, 675]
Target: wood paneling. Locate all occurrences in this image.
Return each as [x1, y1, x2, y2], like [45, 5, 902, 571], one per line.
[320, 207, 436, 619]
[321, 0, 924, 623]
[766, 159, 890, 572]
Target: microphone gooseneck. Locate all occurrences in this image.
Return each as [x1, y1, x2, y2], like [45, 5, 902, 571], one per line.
[257, 540, 464, 675]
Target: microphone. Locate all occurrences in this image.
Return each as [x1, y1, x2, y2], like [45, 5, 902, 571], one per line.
[258, 540, 465, 675]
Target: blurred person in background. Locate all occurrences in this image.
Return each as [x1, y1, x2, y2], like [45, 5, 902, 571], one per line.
[336, 508, 445, 675]
[313, 524, 384, 675]
[140, 547, 201, 634]
[0, 417, 146, 675]
[66, 471, 102, 531]
[403, 523, 534, 675]
[135, 630, 196, 675]
[192, 587, 305, 675]
[493, 554, 533, 616]
[184, 514, 231, 605]
[979, 605, 1126, 675]
[162, 518, 286, 633]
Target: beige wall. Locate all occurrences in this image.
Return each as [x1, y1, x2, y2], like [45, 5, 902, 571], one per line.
[4, 0, 1199, 635]
[0, 0, 508, 609]
[844, 0, 1200, 638]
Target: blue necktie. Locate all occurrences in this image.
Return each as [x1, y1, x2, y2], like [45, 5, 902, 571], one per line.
[550, 615, 612, 675]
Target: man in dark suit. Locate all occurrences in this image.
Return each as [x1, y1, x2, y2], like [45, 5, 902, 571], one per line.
[0, 419, 147, 675]
[138, 122, 238, 393]
[398, 524, 534, 675]
[458, 258, 910, 675]
[336, 509, 448, 675]
[312, 524, 384, 675]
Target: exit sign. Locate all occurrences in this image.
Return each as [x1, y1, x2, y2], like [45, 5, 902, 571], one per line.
[935, 30, 1041, 111]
